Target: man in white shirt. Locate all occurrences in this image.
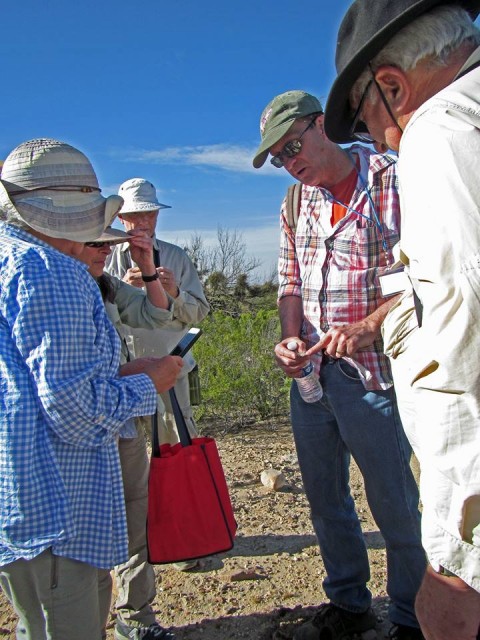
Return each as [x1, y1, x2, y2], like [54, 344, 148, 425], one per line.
[324, 2, 480, 638]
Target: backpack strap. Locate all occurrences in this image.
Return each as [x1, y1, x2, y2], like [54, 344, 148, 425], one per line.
[285, 182, 302, 232]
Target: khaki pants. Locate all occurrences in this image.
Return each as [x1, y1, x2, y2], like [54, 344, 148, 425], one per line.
[114, 430, 156, 627]
[0, 549, 111, 640]
[113, 379, 199, 627]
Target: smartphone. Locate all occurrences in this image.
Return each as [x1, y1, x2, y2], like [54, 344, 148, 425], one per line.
[169, 328, 202, 357]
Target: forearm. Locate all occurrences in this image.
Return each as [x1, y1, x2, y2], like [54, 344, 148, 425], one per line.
[365, 293, 401, 334]
[144, 277, 169, 309]
[278, 295, 304, 339]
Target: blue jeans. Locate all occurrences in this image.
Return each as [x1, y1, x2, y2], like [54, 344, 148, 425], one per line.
[290, 356, 426, 628]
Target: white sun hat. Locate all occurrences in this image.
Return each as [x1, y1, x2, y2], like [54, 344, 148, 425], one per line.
[118, 178, 171, 215]
[0, 138, 123, 242]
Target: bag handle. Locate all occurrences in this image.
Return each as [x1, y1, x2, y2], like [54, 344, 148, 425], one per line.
[151, 388, 192, 457]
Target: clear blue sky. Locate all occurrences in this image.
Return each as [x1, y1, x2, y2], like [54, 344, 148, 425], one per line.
[1, 0, 355, 280]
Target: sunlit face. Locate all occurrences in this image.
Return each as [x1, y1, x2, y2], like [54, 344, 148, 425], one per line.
[119, 210, 159, 237]
[269, 116, 331, 186]
[78, 242, 113, 278]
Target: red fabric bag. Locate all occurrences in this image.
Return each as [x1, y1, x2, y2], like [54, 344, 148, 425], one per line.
[147, 389, 237, 564]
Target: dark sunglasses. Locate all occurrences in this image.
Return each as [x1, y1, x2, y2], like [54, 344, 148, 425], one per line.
[349, 80, 375, 143]
[270, 117, 317, 168]
[350, 63, 403, 143]
[84, 241, 114, 248]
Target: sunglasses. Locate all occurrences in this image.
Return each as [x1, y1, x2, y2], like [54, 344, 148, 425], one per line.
[349, 80, 375, 143]
[270, 117, 317, 168]
[350, 63, 403, 143]
[84, 241, 115, 248]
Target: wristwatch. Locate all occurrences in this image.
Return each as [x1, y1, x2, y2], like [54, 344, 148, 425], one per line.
[142, 272, 159, 282]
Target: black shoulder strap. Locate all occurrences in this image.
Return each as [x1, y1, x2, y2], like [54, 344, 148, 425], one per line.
[153, 246, 160, 268]
[285, 182, 302, 232]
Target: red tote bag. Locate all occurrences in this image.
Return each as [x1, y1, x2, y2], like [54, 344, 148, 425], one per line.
[147, 388, 237, 564]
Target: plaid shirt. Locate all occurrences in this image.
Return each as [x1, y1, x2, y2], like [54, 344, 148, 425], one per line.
[0, 224, 157, 569]
[278, 146, 400, 390]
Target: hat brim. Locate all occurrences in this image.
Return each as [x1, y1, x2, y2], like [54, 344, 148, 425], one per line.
[252, 119, 297, 168]
[93, 226, 130, 244]
[324, 0, 480, 143]
[118, 201, 171, 215]
[0, 181, 124, 242]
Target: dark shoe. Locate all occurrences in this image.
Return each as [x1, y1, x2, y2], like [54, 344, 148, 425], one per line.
[293, 603, 377, 639]
[388, 624, 425, 640]
[114, 620, 176, 640]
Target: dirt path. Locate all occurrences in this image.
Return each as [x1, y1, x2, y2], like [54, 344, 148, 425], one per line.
[0, 421, 420, 639]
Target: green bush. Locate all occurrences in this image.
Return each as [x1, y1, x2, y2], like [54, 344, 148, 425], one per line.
[192, 310, 291, 428]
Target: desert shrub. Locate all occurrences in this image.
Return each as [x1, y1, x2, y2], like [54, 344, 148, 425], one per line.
[192, 310, 291, 428]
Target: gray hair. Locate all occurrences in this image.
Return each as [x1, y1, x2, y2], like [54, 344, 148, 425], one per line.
[350, 5, 480, 106]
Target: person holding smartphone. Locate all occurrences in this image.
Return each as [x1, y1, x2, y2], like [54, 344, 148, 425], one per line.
[80, 225, 191, 640]
[105, 178, 209, 638]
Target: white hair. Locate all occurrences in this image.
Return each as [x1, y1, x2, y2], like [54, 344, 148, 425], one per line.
[350, 5, 480, 106]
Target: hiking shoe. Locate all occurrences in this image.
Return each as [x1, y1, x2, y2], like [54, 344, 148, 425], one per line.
[388, 624, 425, 639]
[293, 604, 377, 639]
[114, 620, 176, 640]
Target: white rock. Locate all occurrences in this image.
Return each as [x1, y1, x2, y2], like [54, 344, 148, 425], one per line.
[260, 469, 287, 491]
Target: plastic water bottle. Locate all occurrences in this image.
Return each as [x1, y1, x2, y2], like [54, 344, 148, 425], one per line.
[287, 341, 323, 403]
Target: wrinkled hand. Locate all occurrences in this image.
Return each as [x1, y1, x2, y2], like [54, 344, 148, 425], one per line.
[415, 566, 480, 640]
[306, 318, 379, 360]
[122, 266, 144, 288]
[274, 338, 309, 378]
[128, 230, 156, 275]
[120, 355, 183, 393]
[156, 267, 179, 298]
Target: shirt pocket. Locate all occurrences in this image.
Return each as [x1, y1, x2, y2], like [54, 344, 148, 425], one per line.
[333, 223, 399, 270]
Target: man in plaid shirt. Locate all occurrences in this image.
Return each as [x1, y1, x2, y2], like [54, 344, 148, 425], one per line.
[253, 91, 426, 640]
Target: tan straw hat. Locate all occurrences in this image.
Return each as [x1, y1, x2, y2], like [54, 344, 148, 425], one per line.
[0, 138, 123, 242]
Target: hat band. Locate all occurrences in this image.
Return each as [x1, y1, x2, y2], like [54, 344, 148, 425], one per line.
[6, 185, 102, 196]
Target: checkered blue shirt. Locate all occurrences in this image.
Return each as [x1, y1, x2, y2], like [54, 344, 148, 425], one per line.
[0, 223, 157, 569]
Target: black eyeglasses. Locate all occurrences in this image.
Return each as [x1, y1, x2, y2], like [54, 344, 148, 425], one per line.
[270, 117, 317, 168]
[350, 79, 375, 143]
[84, 241, 114, 248]
[350, 63, 403, 143]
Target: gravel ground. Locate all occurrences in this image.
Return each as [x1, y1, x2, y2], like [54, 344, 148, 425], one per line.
[0, 420, 420, 639]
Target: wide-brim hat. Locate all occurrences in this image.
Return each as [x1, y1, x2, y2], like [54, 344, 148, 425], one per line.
[92, 226, 130, 244]
[0, 138, 123, 242]
[118, 177, 171, 215]
[253, 91, 323, 168]
[324, 0, 480, 143]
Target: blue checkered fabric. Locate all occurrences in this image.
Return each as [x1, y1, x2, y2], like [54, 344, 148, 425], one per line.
[0, 223, 157, 569]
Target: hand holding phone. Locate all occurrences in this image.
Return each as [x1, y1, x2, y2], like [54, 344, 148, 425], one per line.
[169, 328, 202, 357]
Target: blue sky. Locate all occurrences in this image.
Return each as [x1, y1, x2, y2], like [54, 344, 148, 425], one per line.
[1, 0, 354, 280]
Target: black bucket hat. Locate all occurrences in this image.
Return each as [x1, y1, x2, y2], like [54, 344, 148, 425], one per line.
[324, 0, 480, 143]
